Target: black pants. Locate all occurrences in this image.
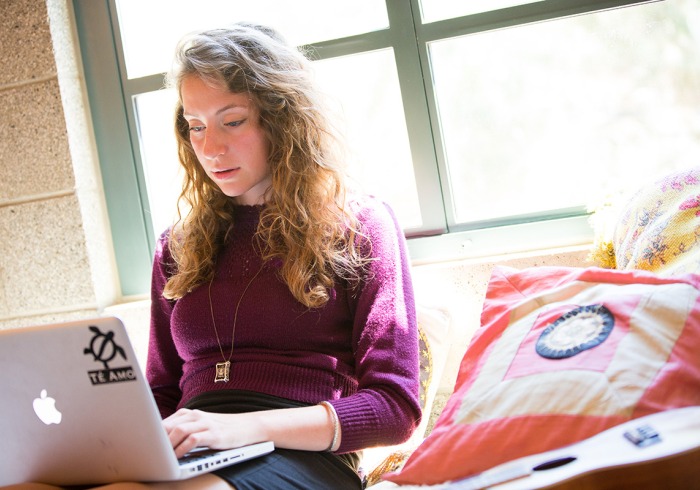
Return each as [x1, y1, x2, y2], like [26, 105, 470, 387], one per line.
[184, 390, 363, 490]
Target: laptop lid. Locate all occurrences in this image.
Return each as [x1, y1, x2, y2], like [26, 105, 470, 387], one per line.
[0, 316, 273, 486]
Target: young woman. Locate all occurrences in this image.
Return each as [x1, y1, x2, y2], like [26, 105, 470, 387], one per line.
[5, 22, 420, 490]
[147, 21, 422, 489]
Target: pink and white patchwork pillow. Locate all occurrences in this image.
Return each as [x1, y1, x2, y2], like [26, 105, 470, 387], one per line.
[386, 266, 700, 486]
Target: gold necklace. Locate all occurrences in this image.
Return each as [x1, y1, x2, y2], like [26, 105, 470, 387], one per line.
[208, 266, 263, 383]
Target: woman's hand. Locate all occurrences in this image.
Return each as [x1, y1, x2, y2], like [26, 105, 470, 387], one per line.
[162, 404, 340, 458]
[163, 409, 262, 458]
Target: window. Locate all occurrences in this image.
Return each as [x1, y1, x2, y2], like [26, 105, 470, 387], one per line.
[72, 0, 700, 296]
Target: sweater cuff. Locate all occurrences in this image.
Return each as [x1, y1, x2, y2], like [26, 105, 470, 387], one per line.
[333, 397, 383, 453]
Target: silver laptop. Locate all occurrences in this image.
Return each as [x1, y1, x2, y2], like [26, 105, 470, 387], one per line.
[0, 316, 274, 486]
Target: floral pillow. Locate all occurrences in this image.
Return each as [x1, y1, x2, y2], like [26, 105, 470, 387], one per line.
[361, 305, 451, 486]
[385, 265, 700, 486]
[613, 166, 700, 275]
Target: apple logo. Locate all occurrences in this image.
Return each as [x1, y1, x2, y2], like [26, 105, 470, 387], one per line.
[33, 389, 62, 425]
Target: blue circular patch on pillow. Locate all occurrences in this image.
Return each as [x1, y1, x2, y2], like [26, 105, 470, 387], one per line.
[536, 304, 614, 359]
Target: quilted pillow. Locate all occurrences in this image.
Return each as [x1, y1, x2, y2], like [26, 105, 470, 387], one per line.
[385, 265, 700, 486]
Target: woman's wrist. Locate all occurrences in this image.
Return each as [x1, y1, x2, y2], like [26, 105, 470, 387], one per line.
[319, 401, 341, 452]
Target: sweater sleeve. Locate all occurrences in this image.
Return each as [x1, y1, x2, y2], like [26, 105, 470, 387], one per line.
[146, 231, 184, 418]
[330, 197, 422, 453]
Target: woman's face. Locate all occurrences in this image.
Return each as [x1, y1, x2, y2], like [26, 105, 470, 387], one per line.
[180, 75, 271, 205]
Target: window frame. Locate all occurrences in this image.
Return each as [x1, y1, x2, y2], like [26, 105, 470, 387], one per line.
[72, 0, 655, 297]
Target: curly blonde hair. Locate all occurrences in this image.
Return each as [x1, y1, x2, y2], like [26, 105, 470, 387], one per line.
[163, 22, 368, 308]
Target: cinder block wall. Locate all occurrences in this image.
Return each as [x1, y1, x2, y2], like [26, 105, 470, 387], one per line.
[0, 0, 117, 329]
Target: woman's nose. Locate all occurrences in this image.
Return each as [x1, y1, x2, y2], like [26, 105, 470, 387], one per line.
[201, 127, 226, 159]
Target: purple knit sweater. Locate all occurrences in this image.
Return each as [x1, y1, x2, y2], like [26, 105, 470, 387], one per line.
[147, 196, 421, 453]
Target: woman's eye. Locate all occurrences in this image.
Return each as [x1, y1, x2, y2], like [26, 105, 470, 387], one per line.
[225, 119, 245, 128]
[189, 125, 204, 133]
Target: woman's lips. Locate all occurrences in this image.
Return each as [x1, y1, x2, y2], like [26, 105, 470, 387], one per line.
[212, 167, 238, 179]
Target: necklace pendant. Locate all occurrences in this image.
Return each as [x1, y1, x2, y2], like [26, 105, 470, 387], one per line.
[214, 361, 231, 383]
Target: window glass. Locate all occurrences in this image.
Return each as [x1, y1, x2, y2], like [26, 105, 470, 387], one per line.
[133, 89, 183, 237]
[115, 0, 389, 79]
[313, 49, 422, 229]
[429, 0, 700, 224]
[419, 0, 546, 23]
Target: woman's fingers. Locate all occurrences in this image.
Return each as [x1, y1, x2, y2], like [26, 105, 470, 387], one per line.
[162, 409, 267, 458]
[163, 409, 211, 457]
